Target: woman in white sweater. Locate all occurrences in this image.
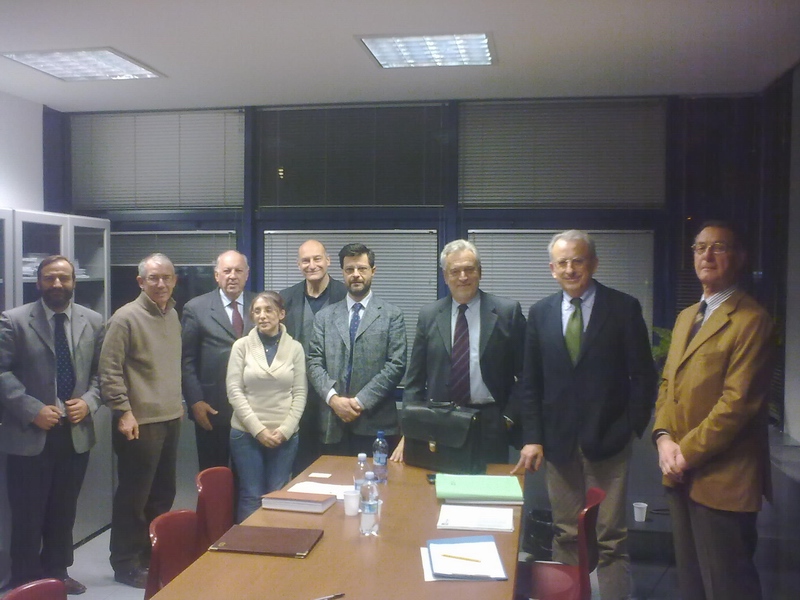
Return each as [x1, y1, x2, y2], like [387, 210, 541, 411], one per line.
[226, 291, 307, 521]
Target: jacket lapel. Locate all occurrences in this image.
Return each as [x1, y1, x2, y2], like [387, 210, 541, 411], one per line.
[209, 292, 238, 339]
[354, 298, 381, 341]
[30, 300, 55, 354]
[334, 301, 351, 351]
[679, 291, 742, 365]
[579, 282, 608, 361]
[434, 299, 452, 354]
[478, 291, 498, 359]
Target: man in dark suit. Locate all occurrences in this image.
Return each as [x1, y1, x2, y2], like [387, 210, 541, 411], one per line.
[514, 230, 657, 600]
[182, 250, 254, 470]
[654, 222, 772, 600]
[392, 239, 525, 464]
[0, 255, 105, 594]
[308, 243, 406, 456]
[281, 240, 347, 473]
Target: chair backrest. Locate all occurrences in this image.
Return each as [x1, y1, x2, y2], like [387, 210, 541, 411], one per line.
[576, 486, 606, 599]
[195, 466, 235, 548]
[4, 578, 67, 600]
[144, 509, 203, 600]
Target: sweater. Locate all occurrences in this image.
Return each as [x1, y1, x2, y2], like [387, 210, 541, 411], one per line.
[100, 292, 183, 424]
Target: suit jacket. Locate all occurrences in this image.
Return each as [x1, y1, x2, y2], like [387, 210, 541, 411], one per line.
[521, 281, 657, 464]
[307, 295, 407, 444]
[0, 299, 104, 456]
[402, 290, 526, 416]
[653, 290, 773, 512]
[181, 289, 255, 421]
[281, 278, 348, 348]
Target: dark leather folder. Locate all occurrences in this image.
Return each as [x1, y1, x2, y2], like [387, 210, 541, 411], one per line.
[208, 525, 324, 558]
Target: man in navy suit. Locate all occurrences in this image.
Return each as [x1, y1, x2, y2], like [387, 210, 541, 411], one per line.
[514, 230, 657, 600]
[0, 256, 104, 594]
[182, 250, 255, 470]
[392, 239, 526, 463]
[281, 240, 347, 474]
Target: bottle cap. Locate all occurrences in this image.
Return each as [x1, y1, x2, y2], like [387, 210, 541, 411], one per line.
[365, 471, 375, 480]
[357, 452, 367, 461]
[377, 430, 385, 437]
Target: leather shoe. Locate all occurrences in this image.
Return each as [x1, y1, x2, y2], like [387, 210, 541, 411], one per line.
[114, 566, 149, 589]
[62, 576, 87, 595]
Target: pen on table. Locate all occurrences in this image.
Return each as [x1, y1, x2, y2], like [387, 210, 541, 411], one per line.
[311, 594, 345, 600]
[442, 553, 481, 563]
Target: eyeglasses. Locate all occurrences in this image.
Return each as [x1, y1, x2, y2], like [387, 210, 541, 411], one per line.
[145, 274, 175, 284]
[343, 266, 371, 275]
[553, 258, 588, 270]
[691, 242, 734, 255]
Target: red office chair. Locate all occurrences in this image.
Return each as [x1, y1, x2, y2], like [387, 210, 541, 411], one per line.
[4, 578, 67, 600]
[195, 465, 235, 548]
[144, 509, 203, 600]
[516, 486, 606, 600]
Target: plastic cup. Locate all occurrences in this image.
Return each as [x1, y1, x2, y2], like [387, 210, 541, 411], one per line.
[633, 502, 648, 522]
[343, 489, 360, 516]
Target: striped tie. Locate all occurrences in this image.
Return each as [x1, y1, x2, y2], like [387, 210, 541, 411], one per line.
[450, 304, 470, 406]
[686, 301, 707, 347]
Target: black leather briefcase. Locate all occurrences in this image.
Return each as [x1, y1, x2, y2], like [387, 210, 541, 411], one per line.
[401, 402, 485, 474]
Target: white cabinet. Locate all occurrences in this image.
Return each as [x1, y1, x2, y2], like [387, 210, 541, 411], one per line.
[0, 209, 12, 312]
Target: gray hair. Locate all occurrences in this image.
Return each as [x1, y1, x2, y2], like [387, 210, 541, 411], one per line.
[548, 230, 596, 260]
[214, 250, 249, 270]
[138, 253, 175, 277]
[440, 239, 481, 271]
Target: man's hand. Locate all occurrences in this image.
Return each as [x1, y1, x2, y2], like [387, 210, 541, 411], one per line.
[33, 405, 63, 430]
[118, 410, 139, 441]
[511, 443, 544, 475]
[657, 435, 685, 482]
[390, 436, 405, 463]
[65, 398, 89, 424]
[191, 401, 218, 431]
[256, 428, 286, 448]
[330, 395, 362, 423]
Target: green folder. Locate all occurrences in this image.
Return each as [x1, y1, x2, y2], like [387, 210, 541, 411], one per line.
[435, 474, 523, 504]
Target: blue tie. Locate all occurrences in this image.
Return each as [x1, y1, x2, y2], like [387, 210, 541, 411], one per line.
[54, 313, 76, 402]
[345, 303, 362, 394]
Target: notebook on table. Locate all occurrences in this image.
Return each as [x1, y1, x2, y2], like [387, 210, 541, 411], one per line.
[208, 525, 324, 559]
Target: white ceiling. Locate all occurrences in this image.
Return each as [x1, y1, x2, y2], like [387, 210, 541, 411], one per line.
[1, 0, 799, 113]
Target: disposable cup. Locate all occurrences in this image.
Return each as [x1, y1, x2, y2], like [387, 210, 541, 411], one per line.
[343, 489, 360, 516]
[633, 502, 648, 522]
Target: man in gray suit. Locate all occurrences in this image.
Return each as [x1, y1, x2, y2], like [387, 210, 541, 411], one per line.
[182, 250, 254, 470]
[308, 243, 406, 456]
[281, 240, 347, 474]
[0, 255, 104, 594]
[391, 239, 526, 464]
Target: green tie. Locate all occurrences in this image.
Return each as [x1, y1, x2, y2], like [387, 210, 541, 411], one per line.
[566, 297, 582, 365]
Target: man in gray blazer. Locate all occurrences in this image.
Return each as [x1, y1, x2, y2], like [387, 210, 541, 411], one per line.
[308, 243, 406, 456]
[280, 240, 347, 474]
[0, 255, 104, 594]
[392, 239, 526, 464]
[182, 250, 254, 470]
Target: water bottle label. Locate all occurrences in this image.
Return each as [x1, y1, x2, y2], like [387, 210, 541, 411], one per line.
[373, 452, 387, 466]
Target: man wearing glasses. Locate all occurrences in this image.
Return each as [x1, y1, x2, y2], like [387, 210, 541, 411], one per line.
[99, 253, 182, 589]
[653, 221, 772, 600]
[514, 230, 657, 600]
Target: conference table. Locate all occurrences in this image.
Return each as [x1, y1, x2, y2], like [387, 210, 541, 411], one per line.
[153, 456, 523, 599]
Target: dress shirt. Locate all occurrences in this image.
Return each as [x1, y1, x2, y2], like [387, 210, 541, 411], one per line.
[326, 291, 373, 407]
[699, 286, 737, 324]
[42, 302, 74, 411]
[560, 283, 596, 335]
[220, 288, 246, 326]
[450, 294, 493, 405]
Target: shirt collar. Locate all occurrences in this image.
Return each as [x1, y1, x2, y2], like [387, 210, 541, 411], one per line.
[219, 288, 244, 307]
[347, 290, 372, 311]
[561, 281, 597, 306]
[451, 291, 480, 314]
[42, 300, 73, 322]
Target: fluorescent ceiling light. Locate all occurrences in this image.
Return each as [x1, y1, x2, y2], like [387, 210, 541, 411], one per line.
[361, 34, 493, 68]
[1, 48, 161, 81]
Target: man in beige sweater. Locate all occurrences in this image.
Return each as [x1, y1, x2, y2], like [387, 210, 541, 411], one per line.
[100, 253, 182, 589]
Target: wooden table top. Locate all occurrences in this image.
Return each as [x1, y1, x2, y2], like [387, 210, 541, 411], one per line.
[153, 456, 522, 600]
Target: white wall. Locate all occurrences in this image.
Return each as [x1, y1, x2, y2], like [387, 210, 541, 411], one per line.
[0, 90, 43, 210]
[785, 66, 800, 443]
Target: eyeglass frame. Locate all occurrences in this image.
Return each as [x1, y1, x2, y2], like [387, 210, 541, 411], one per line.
[691, 242, 736, 255]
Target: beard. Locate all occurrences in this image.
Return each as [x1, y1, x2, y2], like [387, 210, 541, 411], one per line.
[42, 287, 73, 311]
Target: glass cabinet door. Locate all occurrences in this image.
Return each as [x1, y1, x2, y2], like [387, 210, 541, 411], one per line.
[69, 215, 111, 320]
[12, 210, 69, 308]
[0, 208, 13, 312]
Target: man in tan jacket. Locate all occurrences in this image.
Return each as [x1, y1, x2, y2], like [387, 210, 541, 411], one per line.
[654, 221, 773, 600]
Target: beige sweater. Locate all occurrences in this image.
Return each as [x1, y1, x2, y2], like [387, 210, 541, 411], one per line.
[100, 292, 183, 424]
[226, 324, 307, 441]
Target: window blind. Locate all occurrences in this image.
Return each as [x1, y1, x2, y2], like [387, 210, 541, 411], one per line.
[110, 231, 237, 266]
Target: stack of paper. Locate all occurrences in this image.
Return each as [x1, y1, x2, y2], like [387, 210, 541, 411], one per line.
[436, 504, 515, 532]
[435, 474, 523, 505]
[261, 490, 337, 514]
[426, 535, 507, 580]
[287, 481, 354, 500]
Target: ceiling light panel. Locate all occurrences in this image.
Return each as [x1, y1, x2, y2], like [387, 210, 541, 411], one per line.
[1, 48, 161, 81]
[362, 34, 493, 68]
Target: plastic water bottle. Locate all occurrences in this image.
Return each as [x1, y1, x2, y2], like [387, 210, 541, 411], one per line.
[353, 452, 368, 490]
[359, 471, 380, 536]
[372, 430, 389, 483]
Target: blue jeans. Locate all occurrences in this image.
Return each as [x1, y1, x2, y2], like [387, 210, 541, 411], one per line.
[229, 429, 299, 522]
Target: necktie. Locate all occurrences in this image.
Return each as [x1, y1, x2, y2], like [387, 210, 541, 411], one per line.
[345, 303, 362, 394]
[230, 301, 244, 338]
[450, 304, 470, 406]
[565, 297, 583, 365]
[54, 313, 76, 402]
[686, 301, 707, 346]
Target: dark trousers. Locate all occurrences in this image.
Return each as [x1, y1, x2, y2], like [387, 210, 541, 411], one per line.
[466, 403, 510, 464]
[7, 421, 89, 585]
[667, 485, 762, 600]
[194, 411, 231, 471]
[292, 392, 321, 476]
[110, 418, 180, 572]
